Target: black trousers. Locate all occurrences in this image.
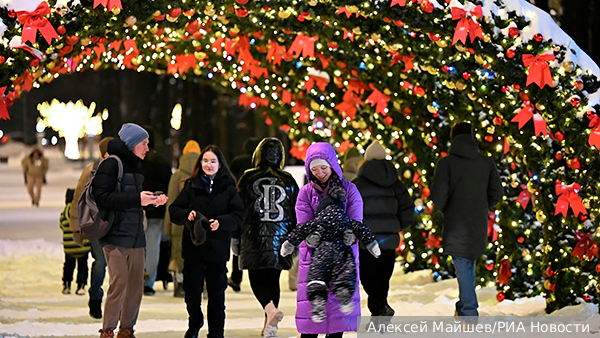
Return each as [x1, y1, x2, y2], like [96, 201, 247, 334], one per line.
[63, 252, 89, 285]
[358, 248, 396, 315]
[248, 268, 282, 308]
[183, 259, 228, 338]
[230, 255, 242, 284]
[300, 333, 343, 338]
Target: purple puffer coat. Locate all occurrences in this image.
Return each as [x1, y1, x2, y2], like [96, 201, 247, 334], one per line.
[295, 142, 364, 334]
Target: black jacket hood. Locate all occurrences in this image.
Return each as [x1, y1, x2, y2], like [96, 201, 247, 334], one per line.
[252, 137, 285, 169]
[107, 138, 142, 166]
[356, 159, 399, 187]
[449, 134, 480, 159]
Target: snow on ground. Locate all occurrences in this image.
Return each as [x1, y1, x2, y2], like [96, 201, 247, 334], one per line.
[0, 145, 598, 338]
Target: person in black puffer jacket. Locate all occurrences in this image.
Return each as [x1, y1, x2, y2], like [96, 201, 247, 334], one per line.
[169, 145, 245, 338]
[352, 140, 415, 317]
[93, 123, 168, 338]
[431, 122, 503, 318]
[234, 137, 298, 338]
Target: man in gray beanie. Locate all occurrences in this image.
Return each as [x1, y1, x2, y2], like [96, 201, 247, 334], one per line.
[119, 123, 150, 151]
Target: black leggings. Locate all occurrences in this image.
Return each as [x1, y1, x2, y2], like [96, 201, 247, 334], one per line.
[248, 268, 282, 308]
[300, 333, 343, 338]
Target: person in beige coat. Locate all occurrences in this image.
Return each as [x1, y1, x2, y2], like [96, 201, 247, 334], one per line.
[21, 148, 49, 207]
[70, 136, 113, 319]
[164, 140, 201, 297]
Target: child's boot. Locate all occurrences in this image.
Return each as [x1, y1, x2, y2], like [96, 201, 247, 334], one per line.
[62, 281, 71, 295]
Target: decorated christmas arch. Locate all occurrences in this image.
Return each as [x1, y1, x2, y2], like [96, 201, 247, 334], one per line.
[1, 0, 600, 312]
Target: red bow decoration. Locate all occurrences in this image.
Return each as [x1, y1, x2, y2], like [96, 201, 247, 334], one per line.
[238, 93, 269, 109]
[391, 0, 407, 6]
[167, 54, 198, 75]
[571, 231, 598, 260]
[516, 184, 531, 209]
[267, 40, 286, 66]
[0, 87, 10, 120]
[336, 140, 355, 154]
[342, 29, 355, 42]
[288, 33, 318, 58]
[510, 101, 548, 136]
[122, 39, 139, 68]
[451, 5, 484, 45]
[365, 85, 390, 115]
[424, 232, 441, 249]
[335, 90, 364, 120]
[336, 6, 359, 19]
[291, 100, 310, 123]
[588, 115, 600, 149]
[390, 51, 415, 72]
[522, 53, 555, 89]
[304, 75, 330, 92]
[497, 258, 512, 285]
[290, 139, 310, 161]
[487, 211, 498, 242]
[93, 0, 122, 10]
[555, 181, 586, 217]
[16, 2, 59, 45]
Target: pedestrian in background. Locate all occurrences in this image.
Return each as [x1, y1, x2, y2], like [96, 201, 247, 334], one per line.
[22, 148, 49, 207]
[60, 188, 91, 296]
[430, 122, 503, 319]
[71, 136, 113, 319]
[169, 145, 245, 338]
[94, 123, 167, 338]
[164, 140, 201, 298]
[352, 140, 414, 317]
[294, 142, 364, 338]
[235, 137, 299, 338]
[142, 126, 173, 296]
[227, 136, 260, 292]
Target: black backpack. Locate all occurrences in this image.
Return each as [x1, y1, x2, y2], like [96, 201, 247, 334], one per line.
[78, 155, 123, 240]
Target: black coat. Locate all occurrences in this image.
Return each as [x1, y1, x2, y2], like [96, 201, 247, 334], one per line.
[142, 149, 172, 218]
[352, 159, 415, 250]
[430, 134, 504, 259]
[93, 139, 146, 248]
[236, 138, 299, 270]
[169, 173, 244, 262]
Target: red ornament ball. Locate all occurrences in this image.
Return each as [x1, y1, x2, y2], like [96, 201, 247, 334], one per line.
[586, 111, 597, 120]
[595, 264, 600, 273]
[428, 32, 441, 41]
[168, 7, 182, 18]
[570, 97, 580, 107]
[554, 131, 564, 141]
[57, 25, 66, 35]
[501, 86, 510, 94]
[441, 65, 449, 72]
[508, 27, 519, 39]
[433, 112, 440, 118]
[484, 135, 494, 142]
[517, 237, 525, 244]
[569, 158, 581, 170]
[236, 0, 249, 4]
[0, 56, 5, 64]
[510, 162, 516, 170]
[573, 80, 584, 91]
[30, 59, 39, 67]
[462, 72, 472, 80]
[506, 49, 516, 58]
[555, 152, 563, 161]
[533, 33, 543, 42]
[513, 84, 521, 91]
[7, 9, 16, 18]
[591, 243, 599, 257]
[546, 266, 555, 277]
[496, 292, 506, 302]
[493, 117, 503, 125]
[421, 1, 434, 13]
[584, 295, 591, 302]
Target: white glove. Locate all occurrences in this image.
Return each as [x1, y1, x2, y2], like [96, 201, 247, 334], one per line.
[343, 229, 356, 246]
[281, 240, 295, 257]
[366, 240, 381, 258]
[231, 238, 240, 256]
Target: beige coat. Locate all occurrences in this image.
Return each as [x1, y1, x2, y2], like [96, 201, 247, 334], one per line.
[21, 154, 48, 179]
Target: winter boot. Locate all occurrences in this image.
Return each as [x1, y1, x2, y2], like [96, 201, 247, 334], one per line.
[263, 301, 284, 338]
[76, 283, 86, 295]
[116, 328, 136, 338]
[99, 329, 114, 338]
[62, 281, 71, 295]
[336, 288, 354, 314]
[310, 296, 326, 323]
[89, 299, 102, 319]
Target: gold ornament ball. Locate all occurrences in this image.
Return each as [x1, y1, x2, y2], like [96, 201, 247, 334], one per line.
[80, 38, 91, 46]
[310, 101, 320, 110]
[535, 103, 545, 111]
[359, 120, 367, 129]
[583, 199, 591, 209]
[205, 8, 216, 16]
[468, 93, 477, 101]
[403, 170, 412, 179]
[111, 6, 121, 15]
[435, 39, 448, 48]
[536, 210, 546, 222]
[455, 81, 467, 91]
[406, 252, 416, 263]
[510, 180, 519, 188]
[544, 280, 553, 290]
[527, 181, 536, 193]
[125, 16, 137, 26]
[427, 105, 438, 114]
[278, 9, 291, 19]
[351, 121, 360, 129]
[308, 0, 318, 5]
[483, 34, 491, 43]
[563, 61, 575, 73]
[342, 132, 349, 140]
[522, 248, 530, 258]
[487, 125, 495, 134]
[45, 47, 54, 54]
[167, 15, 178, 22]
[446, 81, 456, 89]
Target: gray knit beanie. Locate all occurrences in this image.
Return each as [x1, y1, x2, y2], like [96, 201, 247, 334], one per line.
[118, 123, 149, 149]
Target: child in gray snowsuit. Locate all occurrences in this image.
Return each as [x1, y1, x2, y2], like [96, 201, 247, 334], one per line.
[281, 186, 380, 323]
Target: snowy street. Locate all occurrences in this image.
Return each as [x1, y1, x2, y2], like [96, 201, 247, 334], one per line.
[0, 145, 598, 338]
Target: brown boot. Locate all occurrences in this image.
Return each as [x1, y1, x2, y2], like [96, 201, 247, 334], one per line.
[99, 329, 114, 338]
[263, 301, 284, 338]
[116, 328, 136, 338]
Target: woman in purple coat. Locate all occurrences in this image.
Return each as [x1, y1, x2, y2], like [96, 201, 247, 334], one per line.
[295, 142, 363, 338]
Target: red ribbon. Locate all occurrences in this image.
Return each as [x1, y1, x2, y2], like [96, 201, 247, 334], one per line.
[342, 29, 355, 42]
[522, 53, 554, 89]
[424, 232, 441, 249]
[16, 2, 59, 45]
[554, 181, 586, 217]
[498, 258, 512, 285]
[0, 87, 10, 120]
[391, 0, 407, 6]
[304, 75, 330, 91]
[288, 33, 318, 58]
[336, 6, 359, 19]
[335, 90, 364, 120]
[510, 101, 548, 136]
[451, 5, 484, 45]
[365, 85, 390, 115]
[516, 184, 531, 209]
[93, 0, 122, 10]
[571, 231, 598, 260]
[390, 51, 414, 72]
[267, 40, 286, 66]
[588, 115, 600, 149]
[487, 211, 498, 242]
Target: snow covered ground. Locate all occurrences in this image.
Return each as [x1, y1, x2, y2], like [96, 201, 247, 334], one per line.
[0, 144, 598, 338]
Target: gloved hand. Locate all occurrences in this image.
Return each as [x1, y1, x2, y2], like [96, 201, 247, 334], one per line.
[366, 240, 381, 258]
[231, 238, 240, 256]
[306, 231, 321, 248]
[281, 240, 295, 257]
[343, 229, 356, 246]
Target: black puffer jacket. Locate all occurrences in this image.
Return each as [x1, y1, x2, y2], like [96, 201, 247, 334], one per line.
[352, 159, 415, 250]
[237, 138, 299, 270]
[169, 172, 244, 262]
[430, 134, 504, 259]
[142, 149, 172, 218]
[93, 138, 146, 248]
